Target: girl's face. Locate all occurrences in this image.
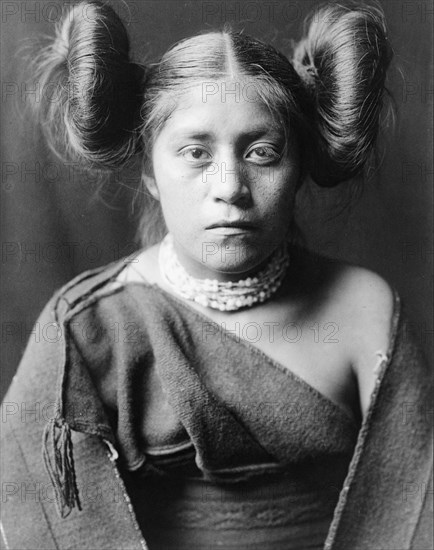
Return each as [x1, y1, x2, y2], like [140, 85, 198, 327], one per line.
[145, 81, 301, 281]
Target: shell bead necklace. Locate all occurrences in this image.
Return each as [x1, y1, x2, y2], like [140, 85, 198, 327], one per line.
[158, 233, 290, 311]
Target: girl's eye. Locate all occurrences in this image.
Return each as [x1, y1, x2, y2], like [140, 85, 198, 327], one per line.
[246, 145, 281, 164]
[180, 147, 211, 163]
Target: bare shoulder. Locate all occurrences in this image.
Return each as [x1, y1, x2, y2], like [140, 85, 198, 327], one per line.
[331, 262, 395, 328]
[327, 261, 396, 415]
[296, 249, 395, 328]
[296, 251, 396, 416]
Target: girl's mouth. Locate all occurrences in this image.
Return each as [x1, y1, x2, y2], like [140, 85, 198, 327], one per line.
[206, 220, 258, 235]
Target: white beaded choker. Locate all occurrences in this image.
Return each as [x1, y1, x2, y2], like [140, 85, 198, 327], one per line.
[158, 233, 290, 311]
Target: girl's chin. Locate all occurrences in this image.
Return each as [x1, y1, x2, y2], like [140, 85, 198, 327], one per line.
[197, 255, 274, 282]
[174, 236, 285, 281]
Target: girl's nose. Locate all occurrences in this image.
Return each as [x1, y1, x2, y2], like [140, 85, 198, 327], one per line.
[207, 155, 250, 205]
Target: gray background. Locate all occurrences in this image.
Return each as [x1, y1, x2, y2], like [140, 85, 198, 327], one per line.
[1, 0, 433, 398]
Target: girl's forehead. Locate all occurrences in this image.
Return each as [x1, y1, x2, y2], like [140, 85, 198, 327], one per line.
[162, 81, 283, 136]
[174, 79, 270, 107]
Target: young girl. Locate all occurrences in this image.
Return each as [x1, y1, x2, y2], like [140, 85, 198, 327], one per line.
[1, 1, 432, 549]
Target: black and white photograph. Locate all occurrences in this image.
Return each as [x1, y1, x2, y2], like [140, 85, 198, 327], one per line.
[1, 1, 432, 548]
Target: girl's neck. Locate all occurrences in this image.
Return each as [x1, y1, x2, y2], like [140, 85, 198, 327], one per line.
[158, 234, 290, 312]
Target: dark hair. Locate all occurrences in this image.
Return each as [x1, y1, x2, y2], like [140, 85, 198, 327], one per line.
[31, 0, 393, 242]
[32, 0, 145, 169]
[292, 2, 393, 186]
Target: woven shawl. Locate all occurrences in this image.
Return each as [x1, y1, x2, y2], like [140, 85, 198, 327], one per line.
[1, 260, 432, 550]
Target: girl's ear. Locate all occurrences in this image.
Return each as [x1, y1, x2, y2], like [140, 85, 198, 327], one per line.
[143, 174, 160, 200]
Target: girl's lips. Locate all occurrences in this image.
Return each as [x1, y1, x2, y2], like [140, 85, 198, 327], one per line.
[205, 226, 256, 236]
[206, 219, 259, 229]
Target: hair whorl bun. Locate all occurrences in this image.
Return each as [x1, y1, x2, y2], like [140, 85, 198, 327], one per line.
[33, 0, 144, 169]
[292, 3, 393, 186]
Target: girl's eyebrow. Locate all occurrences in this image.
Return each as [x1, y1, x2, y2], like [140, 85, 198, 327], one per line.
[173, 131, 212, 141]
[171, 127, 284, 141]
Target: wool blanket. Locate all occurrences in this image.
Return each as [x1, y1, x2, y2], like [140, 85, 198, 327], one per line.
[1, 259, 432, 550]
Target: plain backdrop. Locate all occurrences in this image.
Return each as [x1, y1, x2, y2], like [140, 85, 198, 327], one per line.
[1, 0, 433, 398]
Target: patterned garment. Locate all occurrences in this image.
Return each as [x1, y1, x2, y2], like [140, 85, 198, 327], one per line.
[1, 259, 432, 550]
